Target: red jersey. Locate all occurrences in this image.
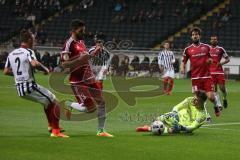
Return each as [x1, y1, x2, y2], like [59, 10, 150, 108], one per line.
[182, 43, 212, 79]
[61, 37, 95, 83]
[209, 46, 228, 74]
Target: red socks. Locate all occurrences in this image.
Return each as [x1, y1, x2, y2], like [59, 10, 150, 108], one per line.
[163, 77, 174, 94]
[97, 81, 103, 90]
[44, 103, 60, 130]
[163, 78, 168, 93]
[168, 79, 174, 93]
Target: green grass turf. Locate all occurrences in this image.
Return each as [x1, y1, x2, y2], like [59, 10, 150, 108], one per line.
[0, 71, 240, 160]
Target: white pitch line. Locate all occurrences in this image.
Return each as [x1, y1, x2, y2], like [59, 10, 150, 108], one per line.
[203, 122, 240, 127]
[202, 126, 240, 132]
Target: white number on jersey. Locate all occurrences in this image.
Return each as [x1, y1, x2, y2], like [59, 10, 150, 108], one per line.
[5, 48, 36, 83]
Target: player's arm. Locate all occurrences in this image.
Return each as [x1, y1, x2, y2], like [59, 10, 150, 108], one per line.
[89, 44, 102, 56]
[3, 67, 13, 76]
[219, 48, 230, 66]
[172, 97, 191, 112]
[219, 56, 230, 66]
[158, 52, 164, 72]
[171, 52, 176, 64]
[180, 48, 189, 74]
[60, 51, 88, 69]
[101, 48, 111, 74]
[206, 46, 213, 65]
[3, 57, 13, 76]
[27, 52, 49, 74]
[61, 49, 102, 70]
[179, 117, 205, 133]
[32, 60, 50, 74]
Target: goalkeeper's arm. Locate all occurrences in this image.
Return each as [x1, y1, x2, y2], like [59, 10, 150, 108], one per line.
[179, 120, 205, 133]
[172, 97, 191, 112]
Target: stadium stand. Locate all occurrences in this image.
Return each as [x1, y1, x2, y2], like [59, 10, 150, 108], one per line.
[40, 0, 224, 48]
[0, 0, 225, 49]
[0, 0, 76, 43]
[0, 0, 240, 50]
[166, 0, 239, 51]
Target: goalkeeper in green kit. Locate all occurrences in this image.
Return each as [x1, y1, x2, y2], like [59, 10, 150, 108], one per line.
[136, 91, 207, 135]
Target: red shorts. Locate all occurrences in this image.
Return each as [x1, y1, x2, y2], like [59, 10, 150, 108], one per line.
[211, 74, 225, 85]
[191, 78, 214, 93]
[71, 82, 103, 110]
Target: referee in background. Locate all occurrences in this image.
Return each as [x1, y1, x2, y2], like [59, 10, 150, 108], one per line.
[158, 41, 176, 95]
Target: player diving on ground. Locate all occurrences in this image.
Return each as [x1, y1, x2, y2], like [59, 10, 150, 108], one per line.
[136, 91, 207, 135]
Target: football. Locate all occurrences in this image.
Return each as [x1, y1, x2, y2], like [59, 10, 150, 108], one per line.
[151, 120, 166, 135]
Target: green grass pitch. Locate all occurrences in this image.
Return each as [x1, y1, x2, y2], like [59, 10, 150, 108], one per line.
[0, 71, 240, 160]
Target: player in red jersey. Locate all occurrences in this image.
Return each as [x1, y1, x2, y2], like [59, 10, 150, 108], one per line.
[209, 35, 230, 108]
[61, 19, 113, 137]
[180, 27, 222, 117]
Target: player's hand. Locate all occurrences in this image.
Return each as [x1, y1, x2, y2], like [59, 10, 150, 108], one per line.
[159, 66, 164, 73]
[44, 68, 50, 75]
[92, 45, 102, 56]
[217, 62, 222, 66]
[168, 128, 174, 134]
[180, 68, 185, 74]
[103, 69, 108, 75]
[180, 64, 186, 74]
[206, 58, 213, 65]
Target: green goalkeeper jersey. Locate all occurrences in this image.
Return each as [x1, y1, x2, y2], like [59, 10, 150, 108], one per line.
[159, 97, 207, 133]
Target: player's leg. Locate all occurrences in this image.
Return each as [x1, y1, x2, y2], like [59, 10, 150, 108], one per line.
[192, 79, 212, 120]
[217, 74, 228, 108]
[22, 84, 68, 137]
[205, 91, 221, 117]
[96, 80, 103, 91]
[88, 83, 113, 137]
[33, 84, 68, 137]
[212, 75, 222, 110]
[210, 75, 222, 116]
[168, 70, 175, 94]
[22, 87, 56, 128]
[162, 69, 168, 94]
[202, 78, 222, 116]
[163, 77, 168, 93]
[63, 84, 90, 114]
[69, 83, 97, 112]
[136, 125, 151, 132]
[165, 77, 173, 95]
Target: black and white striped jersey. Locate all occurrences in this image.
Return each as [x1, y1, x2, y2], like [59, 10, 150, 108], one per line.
[88, 46, 111, 80]
[88, 46, 110, 66]
[5, 48, 36, 96]
[158, 50, 175, 70]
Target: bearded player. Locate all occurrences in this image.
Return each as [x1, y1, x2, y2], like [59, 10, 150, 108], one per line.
[209, 35, 230, 108]
[180, 27, 222, 117]
[61, 19, 113, 137]
[136, 91, 207, 134]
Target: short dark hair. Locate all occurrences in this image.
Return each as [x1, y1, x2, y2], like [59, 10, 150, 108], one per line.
[162, 41, 171, 48]
[190, 27, 202, 35]
[197, 91, 207, 102]
[96, 39, 103, 44]
[210, 34, 218, 38]
[70, 19, 85, 31]
[20, 29, 33, 42]
[163, 41, 170, 45]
